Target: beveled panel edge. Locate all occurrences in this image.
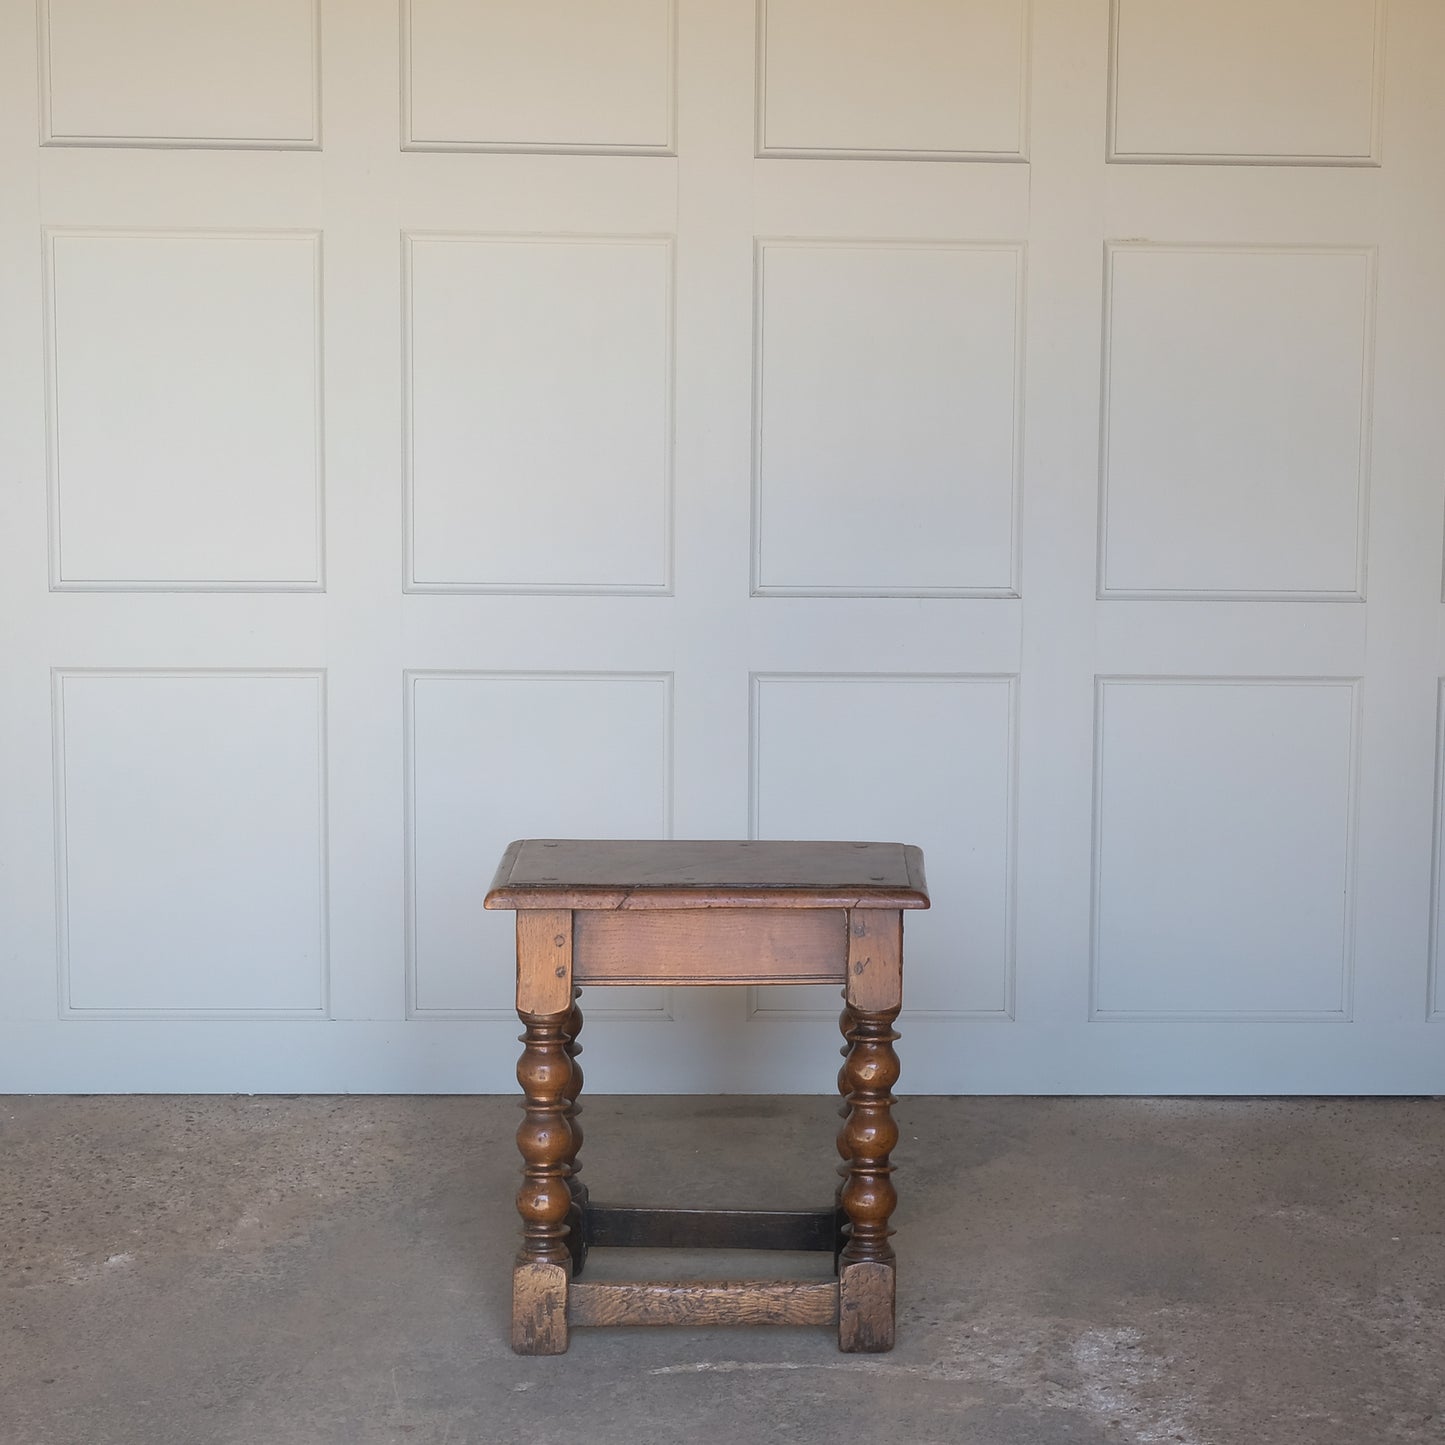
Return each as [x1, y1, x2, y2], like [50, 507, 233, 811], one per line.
[400, 231, 675, 596]
[1097, 241, 1377, 604]
[399, 0, 677, 155]
[51, 667, 331, 1020]
[42, 226, 327, 592]
[750, 237, 1026, 599]
[1428, 678, 1445, 1020]
[753, 0, 1032, 163]
[38, 0, 322, 150]
[1104, 0, 1386, 167]
[1088, 673, 1362, 1022]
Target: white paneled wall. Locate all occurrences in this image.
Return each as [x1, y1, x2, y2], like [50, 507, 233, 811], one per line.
[753, 241, 1022, 596]
[402, 0, 675, 153]
[1100, 244, 1374, 599]
[1092, 678, 1359, 1018]
[758, 0, 1030, 159]
[1108, 0, 1383, 164]
[1, 0, 1443, 1093]
[404, 235, 673, 592]
[46, 230, 324, 589]
[41, 0, 320, 147]
[54, 671, 329, 1015]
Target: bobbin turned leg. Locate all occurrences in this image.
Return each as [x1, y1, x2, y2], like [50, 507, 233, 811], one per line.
[837, 910, 902, 1353]
[561, 986, 588, 1276]
[512, 912, 575, 1355]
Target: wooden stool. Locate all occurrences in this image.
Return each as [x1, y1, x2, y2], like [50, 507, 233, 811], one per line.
[484, 839, 929, 1355]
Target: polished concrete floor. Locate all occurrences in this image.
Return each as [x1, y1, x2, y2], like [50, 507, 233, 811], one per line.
[2, 1095, 1442, 1445]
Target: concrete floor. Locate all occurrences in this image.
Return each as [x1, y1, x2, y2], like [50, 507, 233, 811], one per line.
[2, 1096, 1442, 1445]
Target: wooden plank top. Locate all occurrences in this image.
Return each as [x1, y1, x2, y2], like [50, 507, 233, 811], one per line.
[484, 839, 929, 911]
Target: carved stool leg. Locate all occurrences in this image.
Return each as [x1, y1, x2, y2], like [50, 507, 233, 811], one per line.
[837, 910, 902, 1352]
[512, 911, 575, 1355]
[562, 986, 588, 1276]
[833, 1018, 852, 1273]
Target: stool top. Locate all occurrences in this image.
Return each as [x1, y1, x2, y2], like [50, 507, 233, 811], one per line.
[485, 839, 929, 911]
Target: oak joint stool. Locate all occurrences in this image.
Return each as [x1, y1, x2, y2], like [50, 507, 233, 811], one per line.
[485, 838, 930, 1356]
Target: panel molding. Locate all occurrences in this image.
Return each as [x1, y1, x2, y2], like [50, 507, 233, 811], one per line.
[400, 0, 677, 155]
[43, 227, 326, 592]
[1089, 674, 1361, 1022]
[745, 671, 1019, 1022]
[754, 0, 1032, 162]
[1429, 680, 1445, 1020]
[1105, 0, 1386, 167]
[403, 670, 675, 1022]
[1097, 241, 1377, 603]
[38, 0, 322, 149]
[751, 237, 1026, 599]
[51, 668, 331, 1020]
[401, 231, 675, 595]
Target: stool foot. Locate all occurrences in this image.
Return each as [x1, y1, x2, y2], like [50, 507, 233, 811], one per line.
[838, 1260, 895, 1352]
[836, 985, 901, 1351]
[512, 1259, 570, 1355]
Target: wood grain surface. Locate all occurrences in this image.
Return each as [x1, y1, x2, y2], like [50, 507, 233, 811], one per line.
[844, 909, 903, 1012]
[512, 1259, 570, 1355]
[837, 1260, 896, 1352]
[485, 839, 930, 911]
[567, 1278, 839, 1328]
[572, 907, 848, 984]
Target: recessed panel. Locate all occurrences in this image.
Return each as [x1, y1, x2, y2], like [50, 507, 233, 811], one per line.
[42, 0, 317, 146]
[406, 236, 672, 592]
[408, 673, 671, 1014]
[404, 0, 673, 152]
[751, 675, 1014, 1016]
[1433, 682, 1445, 1020]
[755, 242, 1021, 596]
[1093, 679, 1357, 1017]
[759, 0, 1028, 159]
[56, 672, 327, 1014]
[1101, 245, 1373, 599]
[47, 231, 322, 589]
[1111, 0, 1381, 163]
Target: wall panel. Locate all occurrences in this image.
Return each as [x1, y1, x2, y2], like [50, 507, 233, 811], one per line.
[1092, 678, 1359, 1019]
[54, 670, 328, 1016]
[405, 235, 673, 593]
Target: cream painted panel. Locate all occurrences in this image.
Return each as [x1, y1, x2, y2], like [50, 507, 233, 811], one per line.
[406, 236, 672, 593]
[404, 0, 673, 152]
[1110, 0, 1382, 164]
[754, 242, 1021, 596]
[1101, 245, 1373, 600]
[1093, 679, 1358, 1018]
[1432, 681, 1445, 1020]
[47, 231, 322, 590]
[750, 674, 1015, 1017]
[759, 0, 1028, 159]
[41, 0, 317, 147]
[56, 671, 327, 1015]
[407, 673, 671, 1016]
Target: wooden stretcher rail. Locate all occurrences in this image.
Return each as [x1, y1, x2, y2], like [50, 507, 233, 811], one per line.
[567, 1279, 840, 1328]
